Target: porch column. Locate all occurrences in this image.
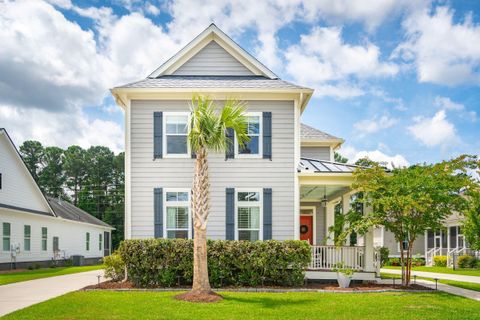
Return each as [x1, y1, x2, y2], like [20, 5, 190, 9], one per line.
[364, 227, 375, 272]
[342, 193, 350, 246]
[325, 203, 335, 245]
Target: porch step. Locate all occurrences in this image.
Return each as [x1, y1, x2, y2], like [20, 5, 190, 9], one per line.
[306, 270, 377, 281]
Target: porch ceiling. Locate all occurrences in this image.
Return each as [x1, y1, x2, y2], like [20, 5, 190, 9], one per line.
[300, 185, 350, 201]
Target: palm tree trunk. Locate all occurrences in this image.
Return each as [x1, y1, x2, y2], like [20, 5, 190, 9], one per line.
[191, 147, 212, 294]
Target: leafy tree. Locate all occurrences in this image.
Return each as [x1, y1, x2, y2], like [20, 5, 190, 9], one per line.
[39, 146, 65, 198]
[19, 140, 44, 183]
[342, 155, 478, 286]
[178, 96, 249, 302]
[334, 152, 348, 164]
[64, 146, 87, 205]
[463, 191, 480, 251]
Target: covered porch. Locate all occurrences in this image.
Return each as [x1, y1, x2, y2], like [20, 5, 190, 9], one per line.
[297, 158, 378, 280]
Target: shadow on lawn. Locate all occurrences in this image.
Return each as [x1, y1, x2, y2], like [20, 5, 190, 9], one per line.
[221, 294, 317, 309]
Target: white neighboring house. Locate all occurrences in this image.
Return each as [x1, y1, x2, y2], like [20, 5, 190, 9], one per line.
[0, 128, 114, 270]
[111, 24, 379, 280]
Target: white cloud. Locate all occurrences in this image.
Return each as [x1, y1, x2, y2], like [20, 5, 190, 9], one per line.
[354, 115, 398, 136]
[0, 105, 124, 153]
[434, 96, 465, 111]
[285, 27, 398, 98]
[338, 145, 409, 169]
[394, 6, 480, 86]
[408, 110, 459, 147]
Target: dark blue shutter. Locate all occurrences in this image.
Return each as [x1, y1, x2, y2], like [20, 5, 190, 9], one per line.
[154, 112, 163, 159]
[225, 128, 235, 160]
[154, 188, 163, 238]
[263, 188, 272, 240]
[262, 112, 272, 160]
[225, 188, 235, 240]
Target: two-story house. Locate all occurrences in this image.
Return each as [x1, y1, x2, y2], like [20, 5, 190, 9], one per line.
[111, 24, 377, 280]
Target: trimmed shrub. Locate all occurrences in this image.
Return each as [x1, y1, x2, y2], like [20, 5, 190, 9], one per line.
[411, 257, 425, 267]
[434, 255, 448, 267]
[379, 247, 389, 267]
[457, 255, 477, 269]
[118, 239, 311, 288]
[386, 257, 400, 266]
[103, 252, 125, 281]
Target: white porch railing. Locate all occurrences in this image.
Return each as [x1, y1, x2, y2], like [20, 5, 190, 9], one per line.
[310, 245, 365, 271]
[426, 247, 441, 266]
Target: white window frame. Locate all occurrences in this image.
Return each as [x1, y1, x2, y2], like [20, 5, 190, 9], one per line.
[86, 232, 90, 251]
[41, 227, 47, 251]
[99, 233, 103, 251]
[163, 112, 191, 158]
[235, 188, 263, 241]
[3, 222, 11, 251]
[163, 188, 192, 239]
[24, 225, 31, 251]
[234, 112, 262, 158]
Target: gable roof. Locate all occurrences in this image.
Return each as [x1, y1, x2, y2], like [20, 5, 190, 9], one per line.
[0, 128, 55, 216]
[300, 123, 344, 149]
[0, 128, 113, 229]
[47, 197, 113, 228]
[148, 24, 278, 79]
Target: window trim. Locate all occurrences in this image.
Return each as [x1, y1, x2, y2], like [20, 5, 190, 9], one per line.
[163, 188, 192, 239]
[99, 233, 103, 251]
[24, 225, 31, 251]
[3, 222, 11, 251]
[162, 112, 191, 158]
[234, 112, 263, 159]
[235, 188, 263, 241]
[41, 227, 47, 251]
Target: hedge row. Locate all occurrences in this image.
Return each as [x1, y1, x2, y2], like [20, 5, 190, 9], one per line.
[118, 239, 311, 287]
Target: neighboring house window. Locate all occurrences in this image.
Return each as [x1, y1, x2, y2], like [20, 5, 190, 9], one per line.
[165, 189, 190, 239]
[235, 112, 262, 157]
[24, 225, 31, 251]
[163, 112, 189, 157]
[3, 223, 10, 251]
[236, 190, 262, 241]
[99, 234, 102, 251]
[41, 227, 47, 251]
[0, 173, 2, 189]
[53, 236, 59, 252]
[86, 232, 90, 251]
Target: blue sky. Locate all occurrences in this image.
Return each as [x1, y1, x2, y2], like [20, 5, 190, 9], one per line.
[0, 0, 479, 166]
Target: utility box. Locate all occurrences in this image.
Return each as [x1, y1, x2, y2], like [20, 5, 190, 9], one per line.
[71, 255, 85, 266]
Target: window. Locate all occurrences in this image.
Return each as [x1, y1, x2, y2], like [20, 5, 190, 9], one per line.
[0, 173, 2, 189]
[236, 113, 262, 157]
[3, 223, 10, 251]
[99, 234, 103, 251]
[86, 232, 90, 251]
[53, 236, 59, 251]
[24, 225, 31, 251]
[236, 190, 262, 241]
[41, 227, 47, 251]
[165, 189, 190, 239]
[164, 112, 189, 157]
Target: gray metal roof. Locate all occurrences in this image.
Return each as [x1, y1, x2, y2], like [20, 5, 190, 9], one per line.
[115, 76, 310, 90]
[298, 158, 358, 173]
[47, 197, 113, 228]
[301, 123, 341, 141]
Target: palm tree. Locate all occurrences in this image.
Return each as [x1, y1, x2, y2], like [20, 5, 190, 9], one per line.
[178, 95, 249, 301]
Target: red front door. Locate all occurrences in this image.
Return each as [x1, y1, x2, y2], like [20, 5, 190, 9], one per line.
[300, 215, 313, 245]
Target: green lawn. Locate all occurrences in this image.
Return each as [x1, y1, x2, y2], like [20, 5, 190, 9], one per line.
[3, 291, 480, 320]
[0, 265, 103, 286]
[384, 266, 480, 277]
[381, 273, 480, 292]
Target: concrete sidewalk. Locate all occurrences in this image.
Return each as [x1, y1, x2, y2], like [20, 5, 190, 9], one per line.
[377, 277, 480, 301]
[381, 268, 480, 284]
[0, 270, 105, 317]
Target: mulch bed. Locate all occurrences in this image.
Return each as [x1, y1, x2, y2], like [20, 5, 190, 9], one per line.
[83, 281, 432, 292]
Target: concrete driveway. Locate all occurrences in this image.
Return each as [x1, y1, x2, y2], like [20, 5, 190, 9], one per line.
[0, 270, 105, 317]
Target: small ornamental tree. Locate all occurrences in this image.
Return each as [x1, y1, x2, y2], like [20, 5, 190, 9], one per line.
[342, 155, 478, 286]
[463, 190, 480, 251]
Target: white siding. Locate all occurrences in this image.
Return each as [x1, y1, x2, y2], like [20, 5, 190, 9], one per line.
[0, 208, 110, 264]
[173, 41, 254, 76]
[0, 135, 51, 213]
[129, 100, 295, 240]
[301, 146, 331, 161]
[381, 229, 425, 257]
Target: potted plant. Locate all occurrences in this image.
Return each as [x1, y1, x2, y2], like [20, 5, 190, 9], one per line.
[333, 262, 355, 288]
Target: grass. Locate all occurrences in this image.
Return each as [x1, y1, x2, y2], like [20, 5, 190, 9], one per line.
[381, 273, 480, 292]
[0, 265, 103, 286]
[383, 266, 480, 277]
[3, 290, 480, 320]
